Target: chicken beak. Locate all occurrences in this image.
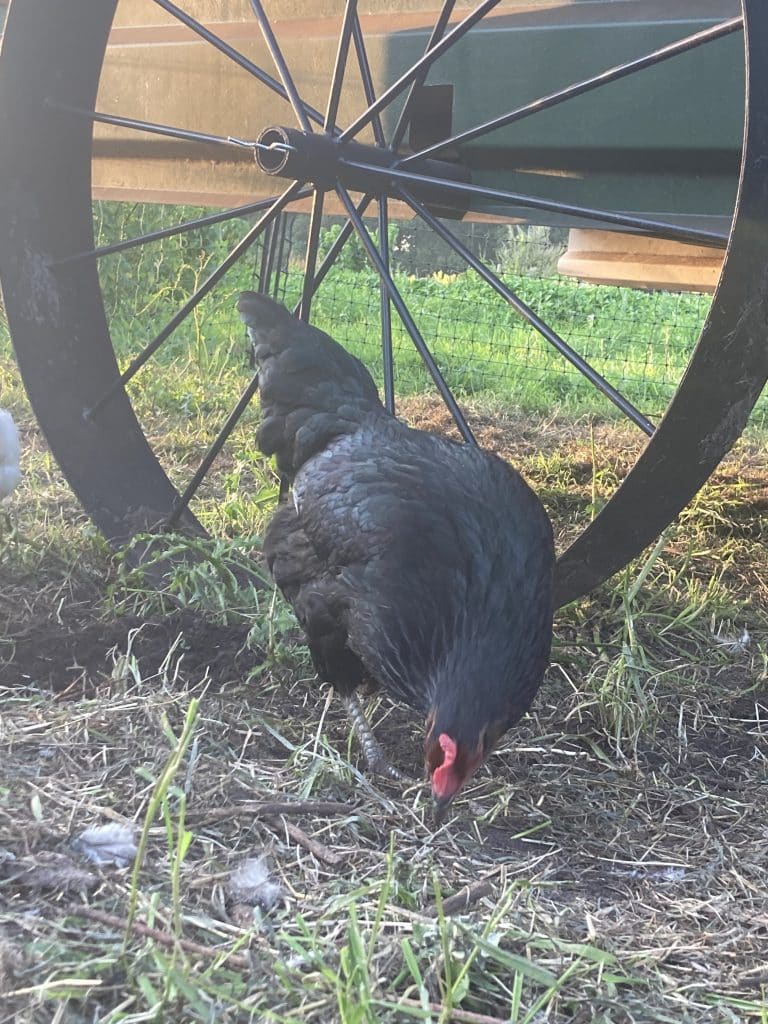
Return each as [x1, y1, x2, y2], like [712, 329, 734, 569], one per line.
[432, 794, 454, 826]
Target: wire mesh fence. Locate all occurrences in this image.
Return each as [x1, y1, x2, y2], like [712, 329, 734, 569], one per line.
[95, 202, 715, 423]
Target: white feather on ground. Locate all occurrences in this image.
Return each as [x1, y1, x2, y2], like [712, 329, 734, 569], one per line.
[226, 855, 284, 912]
[0, 409, 21, 500]
[71, 823, 138, 867]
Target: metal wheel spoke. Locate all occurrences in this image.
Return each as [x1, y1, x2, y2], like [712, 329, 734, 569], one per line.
[390, 0, 456, 152]
[378, 198, 395, 414]
[51, 101, 264, 152]
[165, 372, 263, 529]
[336, 185, 476, 445]
[86, 180, 305, 419]
[259, 213, 291, 297]
[54, 191, 313, 266]
[402, 15, 743, 165]
[258, 221, 279, 296]
[298, 189, 326, 321]
[152, 0, 326, 129]
[400, 188, 655, 436]
[351, 16, 385, 147]
[268, 214, 290, 296]
[339, 0, 500, 143]
[339, 158, 729, 249]
[346, 34, 394, 405]
[326, 2, 358, 132]
[292, 194, 376, 317]
[249, 0, 312, 133]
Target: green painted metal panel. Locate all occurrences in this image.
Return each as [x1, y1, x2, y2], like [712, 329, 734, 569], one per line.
[383, 1, 743, 227]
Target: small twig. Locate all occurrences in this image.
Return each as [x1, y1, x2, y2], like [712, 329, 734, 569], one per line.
[429, 875, 498, 917]
[392, 998, 507, 1024]
[190, 799, 359, 825]
[69, 905, 252, 971]
[271, 817, 346, 866]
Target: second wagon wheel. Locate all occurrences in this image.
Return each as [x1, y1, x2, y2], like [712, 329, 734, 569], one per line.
[1, 1, 766, 606]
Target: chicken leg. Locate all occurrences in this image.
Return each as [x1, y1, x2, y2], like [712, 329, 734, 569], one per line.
[343, 693, 404, 781]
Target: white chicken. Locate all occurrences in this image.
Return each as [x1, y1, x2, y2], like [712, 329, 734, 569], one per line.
[0, 409, 22, 499]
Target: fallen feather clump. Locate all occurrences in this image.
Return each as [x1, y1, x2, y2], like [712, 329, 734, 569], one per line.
[71, 823, 138, 868]
[226, 854, 284, 922]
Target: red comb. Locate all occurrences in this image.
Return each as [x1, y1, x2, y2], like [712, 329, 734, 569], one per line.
[438, 733, 457, 766]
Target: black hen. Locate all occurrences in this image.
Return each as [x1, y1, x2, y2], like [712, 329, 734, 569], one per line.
[239, 292, 554, 815]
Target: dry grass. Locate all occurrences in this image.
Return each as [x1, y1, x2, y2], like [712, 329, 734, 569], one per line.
[0, 395, 767, 1023]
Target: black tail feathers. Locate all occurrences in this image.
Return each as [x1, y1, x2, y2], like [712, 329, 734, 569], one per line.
[238, 292, 383, 479]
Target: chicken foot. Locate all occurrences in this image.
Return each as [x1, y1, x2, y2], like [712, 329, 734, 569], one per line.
[343, 693, 404, 781]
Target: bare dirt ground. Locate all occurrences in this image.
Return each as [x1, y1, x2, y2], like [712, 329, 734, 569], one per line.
[0, 403, 767, 1023]
[2, 607, 262, 692]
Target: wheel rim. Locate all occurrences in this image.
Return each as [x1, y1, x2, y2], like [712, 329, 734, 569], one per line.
[0, 0, 765, 601]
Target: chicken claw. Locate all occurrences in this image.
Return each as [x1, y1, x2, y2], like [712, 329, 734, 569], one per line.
[343, 693, 404, 781]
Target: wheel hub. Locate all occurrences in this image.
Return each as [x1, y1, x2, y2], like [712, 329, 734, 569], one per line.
[256, 125, 470, 216]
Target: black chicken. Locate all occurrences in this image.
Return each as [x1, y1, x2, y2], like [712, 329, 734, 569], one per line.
[239, 292, 554, 818]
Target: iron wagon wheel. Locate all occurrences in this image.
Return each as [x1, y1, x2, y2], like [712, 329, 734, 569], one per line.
[0, 2, 766, 608]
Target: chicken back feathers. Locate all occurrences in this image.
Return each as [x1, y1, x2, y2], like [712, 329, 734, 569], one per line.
[239, 292, 554, 781]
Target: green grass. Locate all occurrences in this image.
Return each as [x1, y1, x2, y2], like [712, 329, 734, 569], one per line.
[1, 203, 767, 1023]
[89, 201, 723, 424]
[0, 377, 766, 1022]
